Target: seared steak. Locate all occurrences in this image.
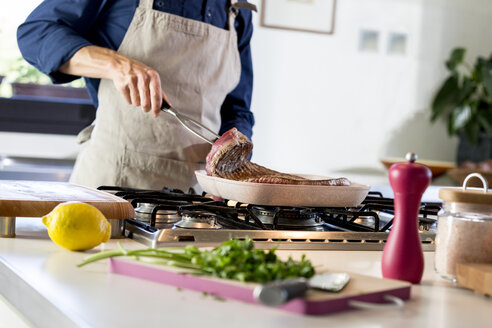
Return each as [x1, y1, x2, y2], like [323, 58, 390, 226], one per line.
[206, 128, 350, 186]
[205, 128, 253, 176]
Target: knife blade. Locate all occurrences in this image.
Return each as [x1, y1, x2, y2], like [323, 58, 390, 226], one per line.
[253, 273, 350, 306]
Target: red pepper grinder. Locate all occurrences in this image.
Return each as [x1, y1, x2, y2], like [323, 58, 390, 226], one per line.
[381, 152, 432, 284]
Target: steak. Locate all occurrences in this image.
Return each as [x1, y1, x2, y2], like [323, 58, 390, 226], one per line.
[206, 128, 350, 186]
[205, 128, 253, 176]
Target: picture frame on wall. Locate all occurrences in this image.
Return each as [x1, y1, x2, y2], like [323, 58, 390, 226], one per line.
[260, 0, 337, 35]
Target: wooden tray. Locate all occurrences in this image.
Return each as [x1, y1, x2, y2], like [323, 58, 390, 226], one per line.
[456, 263, 492, 296]
[109, 258, 411, 315]
[195, 170, 370, 207]
[0, 180, 135, 219]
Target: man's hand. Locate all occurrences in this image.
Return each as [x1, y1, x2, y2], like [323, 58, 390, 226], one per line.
[59, 45, 171, 117]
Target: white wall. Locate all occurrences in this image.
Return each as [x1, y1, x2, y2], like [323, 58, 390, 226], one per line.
[2, 0, 492, 172]
[249, 0, 492, 177]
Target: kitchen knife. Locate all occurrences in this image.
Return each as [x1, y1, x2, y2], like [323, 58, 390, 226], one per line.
[253, 272, 350, 306]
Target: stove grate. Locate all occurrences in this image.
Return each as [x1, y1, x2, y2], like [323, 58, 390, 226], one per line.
[98, 186, 440, 235]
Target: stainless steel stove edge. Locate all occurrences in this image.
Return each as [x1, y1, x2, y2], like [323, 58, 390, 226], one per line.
[124, 220, 436, 251]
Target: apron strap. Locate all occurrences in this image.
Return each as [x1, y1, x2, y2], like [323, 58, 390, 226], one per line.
[139, 0, 258, 13]
[231, 1, 258, 12]
[228, 1, 257, 31]
[138, 0, 257, 32]
[139, 0, 154, 9]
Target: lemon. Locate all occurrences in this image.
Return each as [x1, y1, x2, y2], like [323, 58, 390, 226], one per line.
[42, 202, 111, 251]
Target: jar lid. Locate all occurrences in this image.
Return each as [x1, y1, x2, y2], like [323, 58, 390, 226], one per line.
[439, 173, 492, 205]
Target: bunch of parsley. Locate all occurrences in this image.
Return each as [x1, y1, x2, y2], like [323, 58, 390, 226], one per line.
[78, 237, 315, 283]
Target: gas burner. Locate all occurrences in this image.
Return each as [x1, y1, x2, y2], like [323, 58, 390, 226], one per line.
[250, 206, 324, 229]
[174, 211, 222, 229]
[418, 217, 437, 232]
[134, 202, 180, 226]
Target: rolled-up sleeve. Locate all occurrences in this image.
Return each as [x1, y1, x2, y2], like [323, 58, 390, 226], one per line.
[17, 0, 103, 84]
[219, 8, 255, 140]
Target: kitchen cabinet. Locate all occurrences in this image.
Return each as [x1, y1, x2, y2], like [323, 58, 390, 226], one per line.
[0, 97, 95, 135]
[0, 156, 73, 181]
[0, 96, 93, 182]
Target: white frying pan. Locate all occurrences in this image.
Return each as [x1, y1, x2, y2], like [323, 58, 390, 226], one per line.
[195, 170, 370, 207]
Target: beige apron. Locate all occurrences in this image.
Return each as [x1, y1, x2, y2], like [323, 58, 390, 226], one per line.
[70, 0, 250, 192]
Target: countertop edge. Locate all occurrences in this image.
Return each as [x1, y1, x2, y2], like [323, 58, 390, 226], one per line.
[0, 255, 83, 328]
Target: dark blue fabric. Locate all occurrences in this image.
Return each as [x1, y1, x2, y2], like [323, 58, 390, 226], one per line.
[17, 0, 255, 139]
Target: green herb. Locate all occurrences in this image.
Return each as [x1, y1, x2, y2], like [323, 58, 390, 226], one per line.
[78, 237, 315, 283]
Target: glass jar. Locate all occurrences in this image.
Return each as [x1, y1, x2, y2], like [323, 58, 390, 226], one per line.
[435, 173, 492, 281]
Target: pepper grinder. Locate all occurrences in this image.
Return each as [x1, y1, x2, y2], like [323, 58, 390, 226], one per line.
[381, 152, 432, 284]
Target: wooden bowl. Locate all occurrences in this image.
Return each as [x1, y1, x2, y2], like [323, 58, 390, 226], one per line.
[446, 168, 492, 188]
[380, 158, 456, 179]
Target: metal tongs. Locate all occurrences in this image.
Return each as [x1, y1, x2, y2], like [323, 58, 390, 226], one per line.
[161, 99, 219, 145]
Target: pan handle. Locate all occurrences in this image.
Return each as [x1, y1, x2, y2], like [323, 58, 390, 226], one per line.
[348, 294, 404, 310]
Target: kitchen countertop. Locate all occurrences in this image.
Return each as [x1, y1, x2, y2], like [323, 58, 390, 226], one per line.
[0, 218, 491, 328]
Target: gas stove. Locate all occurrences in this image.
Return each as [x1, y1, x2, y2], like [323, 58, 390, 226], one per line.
[99, 186, 440, 251]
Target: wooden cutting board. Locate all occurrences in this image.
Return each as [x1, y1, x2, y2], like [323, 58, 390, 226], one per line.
[109, 258, 411, 315]
[456, 263, 492, 296]
[0, 180, 135, 219]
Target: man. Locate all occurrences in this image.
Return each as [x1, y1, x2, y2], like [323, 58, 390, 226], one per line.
[17, 0, 256, 192]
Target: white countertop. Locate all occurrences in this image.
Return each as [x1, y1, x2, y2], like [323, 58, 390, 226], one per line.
[1, 218, 491, 328]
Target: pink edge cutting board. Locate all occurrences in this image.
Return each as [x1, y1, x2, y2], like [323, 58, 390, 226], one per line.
[0, 180, 135, 219]
[109, 258, 411, 315]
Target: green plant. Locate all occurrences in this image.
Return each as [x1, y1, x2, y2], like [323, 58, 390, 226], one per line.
[431, 47, 492, 145]
[5, 57, 85, 88]
[6, 57, 51, 84]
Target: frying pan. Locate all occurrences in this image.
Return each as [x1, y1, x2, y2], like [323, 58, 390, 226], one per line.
[195, 170, 370, 207]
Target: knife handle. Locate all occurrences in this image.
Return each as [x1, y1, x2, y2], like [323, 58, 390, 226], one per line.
[253, 278, 309, 306]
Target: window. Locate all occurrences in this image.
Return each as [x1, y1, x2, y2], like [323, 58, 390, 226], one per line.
[0, 1, 86, 99]
[0, 1, 42, 92]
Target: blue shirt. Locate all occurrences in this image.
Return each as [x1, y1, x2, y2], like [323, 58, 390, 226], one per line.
[17, 0, 255, 139]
